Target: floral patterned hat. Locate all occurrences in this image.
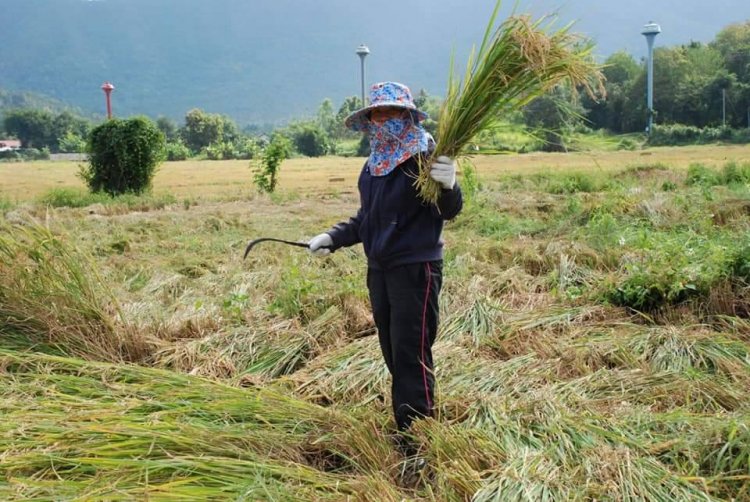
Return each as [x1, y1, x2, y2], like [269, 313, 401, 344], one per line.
[344, 82, 429, 132]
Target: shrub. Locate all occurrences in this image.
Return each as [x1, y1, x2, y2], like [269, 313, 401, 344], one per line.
[289, 122, 330, 157]
[165, 141, 190, 161]
[356, 134, 370, 157]
[253, 134, 291, 193]
[0, 150, 20, 161]
[235, 138, 261, 160]
[81, 117, 165, 196]
[205, 141, 238, 160]
[648, 124, 740, 147]
[3, 148, 51, 161]
[58, 131, 87, 154]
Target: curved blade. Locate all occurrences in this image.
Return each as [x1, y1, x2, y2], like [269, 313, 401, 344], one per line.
[243, 238, 309, 259]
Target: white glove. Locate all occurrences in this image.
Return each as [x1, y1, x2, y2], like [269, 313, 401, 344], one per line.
[430, 156, 457, 190]
[308, 233, 333, 256]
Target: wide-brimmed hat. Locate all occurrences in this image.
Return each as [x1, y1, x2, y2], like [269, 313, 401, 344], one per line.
[345, 81, 429, 131]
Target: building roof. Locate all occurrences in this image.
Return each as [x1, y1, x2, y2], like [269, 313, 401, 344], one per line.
[0, 139, 21, 148]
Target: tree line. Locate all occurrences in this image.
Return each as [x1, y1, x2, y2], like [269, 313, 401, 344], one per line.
[585, 20, 750, 133]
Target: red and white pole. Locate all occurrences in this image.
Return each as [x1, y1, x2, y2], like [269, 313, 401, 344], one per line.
[101, 81, 115, 119]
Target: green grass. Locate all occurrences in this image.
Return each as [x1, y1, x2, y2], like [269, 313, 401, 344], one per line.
[39, 187, 179, 210]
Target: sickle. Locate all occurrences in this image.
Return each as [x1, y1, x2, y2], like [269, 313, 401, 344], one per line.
[243, 238, 312, 259]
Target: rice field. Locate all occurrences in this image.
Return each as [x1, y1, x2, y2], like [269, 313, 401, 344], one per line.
[1, 145, 750, 500]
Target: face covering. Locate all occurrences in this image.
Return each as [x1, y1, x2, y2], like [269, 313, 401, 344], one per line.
[367, 115, 431, 177]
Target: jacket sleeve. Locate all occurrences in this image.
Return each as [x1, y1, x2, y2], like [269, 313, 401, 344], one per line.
[327, 207, 363, 250]
[432, 182, 463, 220]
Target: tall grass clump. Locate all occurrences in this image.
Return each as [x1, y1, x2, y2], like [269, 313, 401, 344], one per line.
[416, 0, 603, 203]
[721, 161, 750, 185]
[0, 195, 13, 211]
[0, 222, 146, 361]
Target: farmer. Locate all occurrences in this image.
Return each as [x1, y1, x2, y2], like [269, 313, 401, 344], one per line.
[308, 82, 463, 452]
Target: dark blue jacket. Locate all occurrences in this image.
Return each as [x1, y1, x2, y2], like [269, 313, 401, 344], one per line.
[327, 156, 463, 270]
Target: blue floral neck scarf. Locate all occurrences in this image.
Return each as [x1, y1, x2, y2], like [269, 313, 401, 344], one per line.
[367, 117, 432, 176]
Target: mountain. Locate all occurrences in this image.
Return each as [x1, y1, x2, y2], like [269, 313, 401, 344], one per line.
[0, 88, 86, 117]
[1, 0, 749, 124]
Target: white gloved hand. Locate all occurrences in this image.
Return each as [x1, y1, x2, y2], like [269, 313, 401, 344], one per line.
[430, 156, 457, 190]
[308, 233, 333, 256]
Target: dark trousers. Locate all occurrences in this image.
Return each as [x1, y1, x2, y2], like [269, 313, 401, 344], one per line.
[367, 260, 442, 431]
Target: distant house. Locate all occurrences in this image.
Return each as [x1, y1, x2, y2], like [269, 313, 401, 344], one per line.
[0, 139, 21, 152]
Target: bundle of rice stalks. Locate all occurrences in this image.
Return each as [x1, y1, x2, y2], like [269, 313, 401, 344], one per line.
[416, 0, 603, 203]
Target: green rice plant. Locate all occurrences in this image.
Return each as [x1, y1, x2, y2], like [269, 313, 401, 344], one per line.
[416, 0, 603, 203]
[686, 163, 722, 187]
[0, 222, 147, 361]
[721, 161, 750, 185]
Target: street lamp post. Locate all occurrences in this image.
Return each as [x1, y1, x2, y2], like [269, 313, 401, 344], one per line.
[642, 22, 661, 134]
[101, 81, 115, 119]
[355, 44, 370, 107]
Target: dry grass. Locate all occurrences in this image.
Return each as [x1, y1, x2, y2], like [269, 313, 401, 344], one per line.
[2, 144, 750, 203]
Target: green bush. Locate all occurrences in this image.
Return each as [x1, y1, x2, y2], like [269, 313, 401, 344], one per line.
[205, 141, 238, 160]
[289, 122, 330, 157]
[648, 124, 738, 146]
[235, 138, 260, 160]
[606, 233, 740, 310]
[81, 117, 165, 196]
[165, 141, 190, 161]
[2, 148, 52, 162]
[58, 131, 87, 154]
[0, 150, 20, 161]
[253, 134, 290, 193]
[356, 133, 370, 157]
